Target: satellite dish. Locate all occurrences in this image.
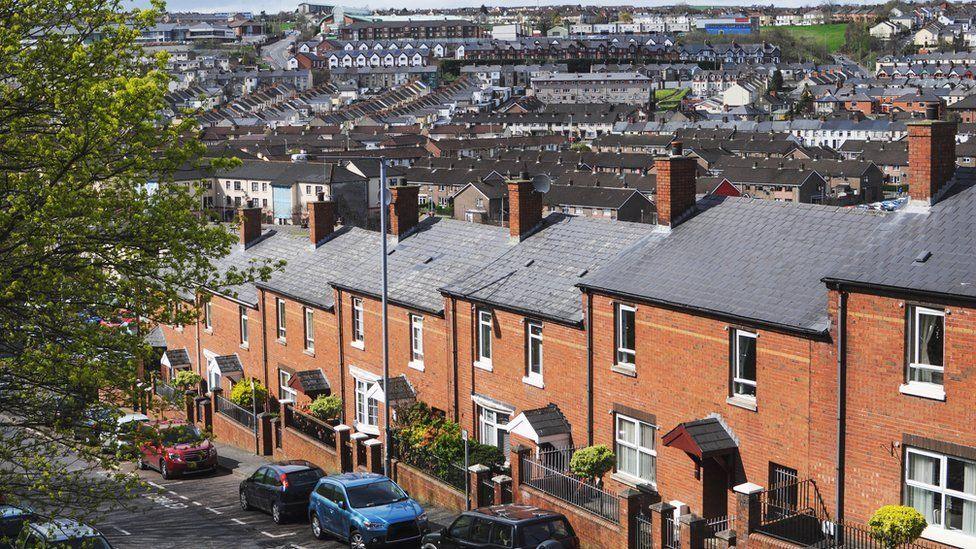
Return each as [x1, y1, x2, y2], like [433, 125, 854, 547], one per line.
[531, 173, 551, 194]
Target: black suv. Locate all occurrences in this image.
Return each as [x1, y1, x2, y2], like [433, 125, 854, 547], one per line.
[421, 505, 578, 549]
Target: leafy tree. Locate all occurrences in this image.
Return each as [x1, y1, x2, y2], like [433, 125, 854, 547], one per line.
[569, 445, 615, 485]
[0, 0, 273, 522]
[230, 378, 268, 409]
[570, 142, 592, 152]
[619, 11, 634, 23]
[770, 69, 784, 93]
[172, 370, 203, 389]
[868, 505, 927, 548]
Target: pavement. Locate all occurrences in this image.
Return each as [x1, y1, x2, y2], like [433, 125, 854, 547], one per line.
[95, 438, 457, 548]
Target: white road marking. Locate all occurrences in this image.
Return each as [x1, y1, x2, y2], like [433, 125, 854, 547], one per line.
[261, 531, 295, 538]
[179, 495, 189, 500]
[167, 490, 178, 495]
[206, 507, 223, 515]
[147, 481, 165, 490]
[192, 501, 202, 506]
[231, 518, 248, 525]
[112, 526, 131, 536]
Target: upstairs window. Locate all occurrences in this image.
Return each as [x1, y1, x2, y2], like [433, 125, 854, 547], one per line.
[304, 307, 314, 351]
[477, 309, 493, 365]
[615, 303, 636, 366]
[732, 329, 757, 399]
[909, 306, 945, 386]
[351, 297, 365, 344]
[239, 306, 249, 345]
[203, 301, 212, 331]
[526, 321, 543, 383]
[410, 314, 424, 363]
[276, 298, 286, 340]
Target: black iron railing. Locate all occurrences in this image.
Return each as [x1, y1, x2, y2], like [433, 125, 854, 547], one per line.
[519, 455, 619, 524]
[215, 394, 256, 430]
[285, 404, 336, 448]
[636, 513, 654, 549]
[155, 382, 180, 404]
[390, 431, 466, 493]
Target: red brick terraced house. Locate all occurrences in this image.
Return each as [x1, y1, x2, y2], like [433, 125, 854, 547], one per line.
[156, 120, 976, 548]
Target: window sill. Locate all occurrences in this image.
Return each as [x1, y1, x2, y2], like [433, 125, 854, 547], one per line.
[350, 340, 365, 351]
[355, 423, 379, 436]
[474, 360, 493, 372]
[203, 328, 213, 335]
[899, 382, 946, 402]
[611, 363, 637, 377]
[920, 525, 976, 547]
[239, 343, 249, 350]
[522, 375, 544, 389]
[303, 349, 315, 357]
[277, 337, 286, 346]
[611, 472, 656, 492]
[727, 395, 758, 412]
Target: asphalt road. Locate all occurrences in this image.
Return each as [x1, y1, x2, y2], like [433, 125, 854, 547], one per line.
[97, 464, 455, 549]
[262, 31, 300, 70]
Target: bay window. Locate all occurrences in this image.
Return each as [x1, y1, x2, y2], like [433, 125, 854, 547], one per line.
[278, 369, 297, 402]
[355, 378, 378, 428]
[478, 406, 509, 455]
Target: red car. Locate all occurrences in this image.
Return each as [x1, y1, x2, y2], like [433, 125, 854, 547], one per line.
[137, 421, 217, 479]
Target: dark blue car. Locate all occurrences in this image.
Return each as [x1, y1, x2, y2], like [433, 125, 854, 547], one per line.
[240, 460, 324, 523]
[308, 472, 428, 548]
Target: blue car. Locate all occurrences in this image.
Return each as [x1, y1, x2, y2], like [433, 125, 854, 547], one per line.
[308, 472, 428, 548]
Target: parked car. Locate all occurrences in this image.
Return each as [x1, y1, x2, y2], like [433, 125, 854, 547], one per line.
[0, 505, 36, 547]
[308, 472, 428, 548]
[136, 421, 217, 479]
[239, 460, 324, 524]
[20, 518, 112, 548]
[421, 505, 578, 549]
[102, 412, 150, 453]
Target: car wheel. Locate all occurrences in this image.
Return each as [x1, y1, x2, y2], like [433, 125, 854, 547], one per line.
[349, 530, 366, 549]
[136, 456, 147, 470]
[422, 544, 439, 549]
[239, 490, 249, 511]
[160, 460, 172, 480]
[271, 502, 283, 524]
[310, 513, 326, 540]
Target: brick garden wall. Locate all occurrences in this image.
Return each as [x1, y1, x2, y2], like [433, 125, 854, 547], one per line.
[393, 461, 467, 513]
[212, 409, 257, 452]
[518, 485, 626, 549]
[274, 427, 342, 474]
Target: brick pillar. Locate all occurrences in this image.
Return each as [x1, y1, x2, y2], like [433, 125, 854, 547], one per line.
[351, 432, 369, 470]
[335, 424, 352, 472]
[508, 445, 531, 503]
[620, 488, 644, 548]
[715, 529, 736, 549]
[257, 412, 274, 456]
[734, 482, 764, 549]
[649, 501, 675, 548]
[184, 391, 197, 423]
[195, 396, 212, 430]
[468, 464, 491, 509]
[678, 513, 707, 549]
[364, 439, 383, 473]
[493, 474, 512, 504]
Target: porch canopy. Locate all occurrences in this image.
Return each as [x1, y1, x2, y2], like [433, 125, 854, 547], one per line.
[661, 417, 738, 459]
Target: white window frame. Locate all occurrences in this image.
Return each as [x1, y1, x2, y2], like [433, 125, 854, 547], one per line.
[355, 377, 379, 430]
[615, 414, 657, 486]
[351, 297, 365, 346]
[478, 406, 510, 455]
[524, 321, 544, 387]
[203, 301, 212, 331]
[476, 309, 493, 369]
[904, 447, 976, 543]
[615, 303, 636, 367]
[732, 329, 758, 399]
[409, 314, 424, 368]
[304, 307, 314, 352]
[278, 369, 297, 402]
[239, 306, 249, 346]
[908, 306, 945, 386]
[276, 298, 287, 341]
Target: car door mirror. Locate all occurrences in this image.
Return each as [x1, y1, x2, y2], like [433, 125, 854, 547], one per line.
[337, 501, 346, 510]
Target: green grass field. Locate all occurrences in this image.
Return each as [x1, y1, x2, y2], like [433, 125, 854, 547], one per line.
[655, 88, 689, 110]
[776, 23, 848, 53]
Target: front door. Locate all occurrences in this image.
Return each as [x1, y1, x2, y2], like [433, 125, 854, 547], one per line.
[701, 458, 729, 518]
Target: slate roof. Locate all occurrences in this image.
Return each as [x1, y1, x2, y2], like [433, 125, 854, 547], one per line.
[290, 369, 330, 394]
[145, 325, 168, 348]
[330, 217, 510, 315]
[163, 348, 191, 367]
[211, 354, 243, 374]
[824, 168, 976, 300]
[522, 404, 572, 437]
[666, 418, 738, 457]
[579, 196, 898, 334]
[544, 185, 650, 210]
[377, 375, 415, 402]
[442, 213, 657, 324]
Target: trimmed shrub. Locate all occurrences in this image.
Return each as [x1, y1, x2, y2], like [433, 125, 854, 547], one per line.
[868, 505, 927, 548]
[229, 378, 267, 409]
[171, 370, 202, 389]
[308, 395, 342, 421]
[570, 445, 615, 483]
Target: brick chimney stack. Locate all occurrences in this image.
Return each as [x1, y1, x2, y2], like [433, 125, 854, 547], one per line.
[309, 192, 335, 246]
[388, 185, 420, 238]
[907, 118, 957, 205]
[507, 173, 544, 242]
[238, 200, 262, 247]
[654, 141, 697, 228]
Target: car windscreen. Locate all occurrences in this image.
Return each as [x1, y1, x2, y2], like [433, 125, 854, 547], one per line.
[160, 425, 202, 445]
[48, 535, 112, 548]
[285, 469, 323, 485]
[346, 480, 407, 508]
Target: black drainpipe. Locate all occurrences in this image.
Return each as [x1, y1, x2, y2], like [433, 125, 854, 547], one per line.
[586, 291, 594, 446]
[835, 290, 847, 536]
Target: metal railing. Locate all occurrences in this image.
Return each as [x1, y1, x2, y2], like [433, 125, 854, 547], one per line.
[704, 515, 735, 549]
[536, 445, 579, 473]
[519, 455, 619, 524]
[285, 404, 336, 448]
[663, 513, 679, 549]
[478, 476, 495, 506]
[215, 394, 256, 430]
[391, 432, 466, 493]
[816, 520, 942, 549]
[155, 382, 180, 404]
[636, 513, 654, 549]
[754, 478, 832, 546]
